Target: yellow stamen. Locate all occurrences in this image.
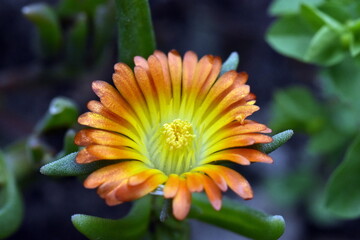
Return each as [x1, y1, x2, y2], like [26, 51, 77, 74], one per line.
[162, 119, 195, 150]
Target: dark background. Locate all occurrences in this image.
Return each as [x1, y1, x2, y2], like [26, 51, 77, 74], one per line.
[1, 0, 357, 239]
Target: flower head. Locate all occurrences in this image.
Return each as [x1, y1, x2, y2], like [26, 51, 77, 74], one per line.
[75, 50, 273, 220]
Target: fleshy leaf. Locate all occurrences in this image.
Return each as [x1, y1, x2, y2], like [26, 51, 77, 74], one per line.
[35, 97, 78, 134]
[254, 130, 294, 154]
[22, 3, 62, 57]
[220, 52, 239, 76]
[304, 25, 344, 66]
[40, 152, 117, 177]
[57, 0, 107, 17]
[55, 129, 79, 159]
[266, 16, 314, 61]
[115, 0, 156, 67]
[324, 133, 360, 218]
[300, 4, 343, 32]
[270, 86, 325, 133]
[269, 0, 324, 16]
[189, 193, 285, 240]
[0, 151, 24, 239]
[72, 196, 151, 240]
[320, 57, 360, 122]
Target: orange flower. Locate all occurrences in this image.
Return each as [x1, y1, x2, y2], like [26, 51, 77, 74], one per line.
[75, 50, 273, 220]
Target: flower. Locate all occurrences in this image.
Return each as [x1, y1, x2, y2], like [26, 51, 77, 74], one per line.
[75, 50, 273, 220]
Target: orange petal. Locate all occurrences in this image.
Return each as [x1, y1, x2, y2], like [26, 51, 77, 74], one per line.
[182, 51, 198, 95]
[196, 56, 222, 104]
[148, 54, 172, 105]
[172, 178, 191, 220]
[168, 50, 182, 108]
[164, 174, 180, 198]
[77, 145, 149, 164]
[128, 168, 163, 186]
[74, 129, 140, 151]
[195, 71, 238, 117]
[113, 63, 150, 129]
[134, 56, 149, 72]
[215, 165, 253, 199]
[230, 148, 273, 163]
[202, 148, 273, 165]
[91, 81, 141, 130]
[191, 166, 227, 191]
[202, 105, 261, 141]
[78, 112, 140, 142]
[199, 174, 222, 210]
[86, 100, 133, 130]
[134, 66, 159, 119]
[206, 120, 271, 144]
[205, 133, 273, 155]
[153, 51, 172, 101]
[84, 161, 149, 189]
[202, 152, 250, 165]
[184, 173, 204, 192]
[114, 173, 168, 202]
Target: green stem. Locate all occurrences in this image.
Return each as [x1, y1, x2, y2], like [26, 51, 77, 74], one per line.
[189, 193, 285, 240]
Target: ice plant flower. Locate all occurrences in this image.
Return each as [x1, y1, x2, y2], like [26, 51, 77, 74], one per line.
[75, 50, 273, 220]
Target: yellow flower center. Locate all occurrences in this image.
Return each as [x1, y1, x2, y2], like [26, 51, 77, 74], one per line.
[162, 119, 195, 150]
[147, 119, 198, 175]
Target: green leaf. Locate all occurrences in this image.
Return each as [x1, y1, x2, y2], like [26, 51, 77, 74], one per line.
[349, 33, 360, 56]
[115, 0, 156, 67]
[72, 196, 151, 240]
[300, 4, 343, 32]
[66, 13, 88, 68]
[324, 133, 360, 218]
[22, 3, 62, 57]
[5, 140, 36, 181]
[56, 129, 79, 158]
[40, 152, 117, 177]
[35, 97, 78, 134]
[269, 0, 324, 16]
[266, 16, 314, 61]
[220, 52, 239, 76]
[320, 57, 360, 120]
[254, 130, 294, 154]
[270, 86, 325, 133]
[57, 0, 107, 17]
[189, 193, 285, 240]
[0, 152, 24, 239]
[304, 26, 345, 66]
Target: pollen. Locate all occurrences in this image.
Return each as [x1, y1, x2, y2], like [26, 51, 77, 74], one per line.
[162, 119, 195, 150]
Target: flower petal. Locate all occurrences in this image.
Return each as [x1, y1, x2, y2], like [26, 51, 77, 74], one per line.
[184, 173, 204, 192]
[163, 174, 180, 198]
[199, 174, 222, 210]
[204, 133, 273, 156]
[77, 145, 150, 164]
[172, 178, 191, 220]
[128, 168, 164, 186]
[191, 166, 228, 191]
[84, 161, 149, 189]
[78, 112, 141, 142]
[168, 50, 182, 109]
[215, 165, 253, 199]
[114, 173, 168, 202]
[74, 129, 140, 151]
